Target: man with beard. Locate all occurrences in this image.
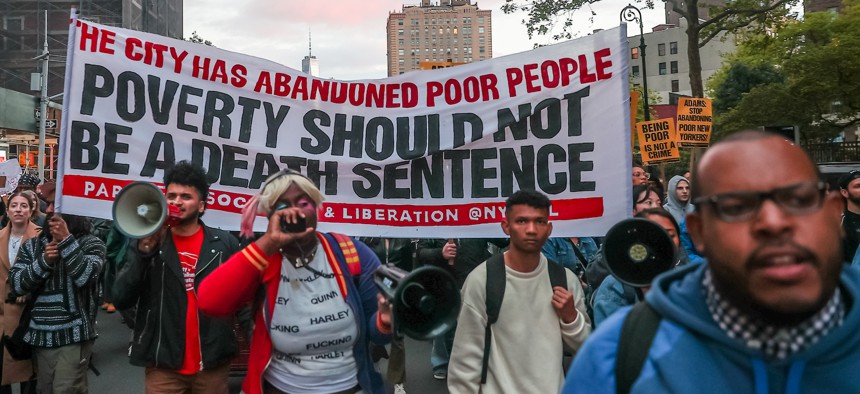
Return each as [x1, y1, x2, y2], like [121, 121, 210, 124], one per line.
[839, 171, 860, 263]
[564, 131, 860, 393]
[113, 161, 240, 393]
[9, 181, 105, 393]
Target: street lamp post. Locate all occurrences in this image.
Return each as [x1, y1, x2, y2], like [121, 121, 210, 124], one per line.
[620, 4, 650, 121]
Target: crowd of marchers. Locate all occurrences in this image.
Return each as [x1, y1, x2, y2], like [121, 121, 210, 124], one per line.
[0, 130, 858, 394]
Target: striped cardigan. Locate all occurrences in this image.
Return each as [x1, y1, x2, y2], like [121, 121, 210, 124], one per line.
[9, 234, 105, 347]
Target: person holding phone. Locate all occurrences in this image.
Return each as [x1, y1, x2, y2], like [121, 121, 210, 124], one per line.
[112, 161, 241, 394]
[197, 168, 392, 394]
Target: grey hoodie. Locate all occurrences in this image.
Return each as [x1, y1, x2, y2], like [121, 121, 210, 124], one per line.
[663, 175, 694, 224]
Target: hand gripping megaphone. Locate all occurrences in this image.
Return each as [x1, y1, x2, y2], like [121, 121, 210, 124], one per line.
[112, 182, 181, 238]
[603, 218, 679, 287]
[374, 265, 461, 340]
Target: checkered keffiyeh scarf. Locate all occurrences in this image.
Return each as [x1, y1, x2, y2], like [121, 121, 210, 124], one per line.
[702, 269, 844, 360]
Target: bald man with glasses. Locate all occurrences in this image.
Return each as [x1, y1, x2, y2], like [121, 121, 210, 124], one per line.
[563, 131, 860, 394]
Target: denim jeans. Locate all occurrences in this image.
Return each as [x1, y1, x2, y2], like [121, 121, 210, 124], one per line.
[431, 324, 456, 370]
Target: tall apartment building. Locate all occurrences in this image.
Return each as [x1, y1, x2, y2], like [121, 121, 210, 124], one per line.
[664, 0, 727, 27]
[1, 0, 183, 96]
[627, 21, 736, 104]
[386, 0, 492, 76]
[805, 0, 844, 13]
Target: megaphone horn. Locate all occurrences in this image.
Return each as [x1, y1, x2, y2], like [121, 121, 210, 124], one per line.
[603, 218, 678, 288]
[112, 182, 170, 239]
[374, 265, 461, 340]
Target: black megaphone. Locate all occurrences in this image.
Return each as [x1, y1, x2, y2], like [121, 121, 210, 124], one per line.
[603, 218, 678, 287]
[374, 265, 461, 340]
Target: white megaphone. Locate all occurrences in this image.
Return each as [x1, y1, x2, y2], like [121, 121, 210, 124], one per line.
[112, 182, 180, 238]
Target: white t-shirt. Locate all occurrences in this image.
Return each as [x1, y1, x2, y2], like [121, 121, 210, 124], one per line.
[264, 245, 358, 394]
[8, 234, 23, 265]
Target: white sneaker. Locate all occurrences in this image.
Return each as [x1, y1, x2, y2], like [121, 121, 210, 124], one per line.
[394, 383, 406, 394]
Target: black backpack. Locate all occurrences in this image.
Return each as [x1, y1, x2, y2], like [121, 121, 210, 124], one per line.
[480, 253, 568, 384]
[615, 302, 662, 394]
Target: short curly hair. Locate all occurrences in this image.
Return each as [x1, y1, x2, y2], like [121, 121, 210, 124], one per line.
[163, 160, 209, 204]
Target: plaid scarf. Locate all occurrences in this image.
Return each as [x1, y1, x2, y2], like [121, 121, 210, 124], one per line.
[702, 269, 844, 360]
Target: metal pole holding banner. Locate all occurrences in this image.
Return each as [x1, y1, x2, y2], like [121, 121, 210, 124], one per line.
[37, 10, 49, 181]
[620, 5, 650, 121]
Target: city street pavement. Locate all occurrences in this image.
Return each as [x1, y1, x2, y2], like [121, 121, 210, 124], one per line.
[87, 311, 450, 394]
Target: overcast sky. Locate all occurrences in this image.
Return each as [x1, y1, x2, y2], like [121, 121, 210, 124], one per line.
[183, 0, 665, 81]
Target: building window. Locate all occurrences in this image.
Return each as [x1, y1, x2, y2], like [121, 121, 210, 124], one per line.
[631, 47, 639, 59]
[671, 79, 680, 92]
[4, 16, 24, 51]
[478, 26, 485, 33]
[398, 39, 404, 45]
[670, 41, 678, 54]
[632, 65, 640, 77]
[659, 62, 666, 75]
[479, 37, 485, 43]
[398, 49, 404, 56]
[479, 46, 485, 53]
[398, 29, 404, 35]
[670, 61, 678, 74]
[479, 16, 485, 23]
[658, 43, 666, 56]
[398, 19, 403, 25]
[399, 59, 405, 65]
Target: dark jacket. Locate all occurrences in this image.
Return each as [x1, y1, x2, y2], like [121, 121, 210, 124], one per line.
[416, 238, 507, 288]
[112, 224, 240, 370]
[358, 238, 416, 272]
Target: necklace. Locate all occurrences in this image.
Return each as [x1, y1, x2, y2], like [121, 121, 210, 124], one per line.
[281, 241, 318, 268]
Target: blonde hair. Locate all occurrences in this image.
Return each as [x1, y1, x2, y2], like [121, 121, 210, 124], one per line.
[239, 170, 324, 238]
[256, 172, 324, 217]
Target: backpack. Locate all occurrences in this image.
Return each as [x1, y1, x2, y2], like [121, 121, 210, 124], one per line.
[615, 302, 662, 394]
[481, 253, 568, 384]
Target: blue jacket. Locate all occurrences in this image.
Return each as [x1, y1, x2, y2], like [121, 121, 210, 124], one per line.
[542, 237, 599, 272]
[679, 219, 705, 266]
[564, 263, 860, 394]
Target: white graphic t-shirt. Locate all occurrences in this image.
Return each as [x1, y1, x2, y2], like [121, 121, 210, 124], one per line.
[264, 245, 358, 393]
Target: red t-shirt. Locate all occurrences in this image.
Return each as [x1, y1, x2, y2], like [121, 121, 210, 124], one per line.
[173, 227, 204, 375]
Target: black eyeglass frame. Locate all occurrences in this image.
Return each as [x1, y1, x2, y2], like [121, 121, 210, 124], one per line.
[692, 181, 827, 222]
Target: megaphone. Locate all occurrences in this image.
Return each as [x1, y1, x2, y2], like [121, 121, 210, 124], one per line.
[374, 265, 461, 340]
[112, 182, 180, 239]
[603, 218, 678, 287]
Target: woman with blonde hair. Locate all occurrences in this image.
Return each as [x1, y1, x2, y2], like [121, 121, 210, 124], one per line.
[198, 169, 392, 394]
[0, 191, 40, 393]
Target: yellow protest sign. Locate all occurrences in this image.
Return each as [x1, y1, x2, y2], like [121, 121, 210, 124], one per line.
[636, 118, 680, 165]
[676, 97, 713, 147]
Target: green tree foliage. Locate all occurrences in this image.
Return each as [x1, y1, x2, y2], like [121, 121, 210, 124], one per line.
[502, 0, 798, 98]
[709, 1, 860, 143]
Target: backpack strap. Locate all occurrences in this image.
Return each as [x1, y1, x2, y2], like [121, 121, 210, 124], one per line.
[615, 302, 662, 394]
[318, 233, 362, 299]
[482, 252, 506, 384]
[546, 258, 568, 290]
[621, 284, 641, 305]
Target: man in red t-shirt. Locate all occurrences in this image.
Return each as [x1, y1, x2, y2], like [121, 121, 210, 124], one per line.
[113, 161, 240, 393]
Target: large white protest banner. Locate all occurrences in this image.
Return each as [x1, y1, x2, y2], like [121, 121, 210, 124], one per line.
[57, 14, 631, 237]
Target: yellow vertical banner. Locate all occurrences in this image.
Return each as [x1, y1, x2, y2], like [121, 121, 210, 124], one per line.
[676, 98, 713, 147]
[636, 118, 681, 165]
[630, 91, 640, 152]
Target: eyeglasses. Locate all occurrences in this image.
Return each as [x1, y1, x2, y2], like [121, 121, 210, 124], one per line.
[633, 171, 651, 180]
[693, 181, 826, 222]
